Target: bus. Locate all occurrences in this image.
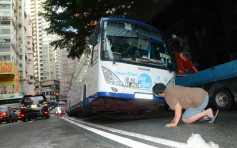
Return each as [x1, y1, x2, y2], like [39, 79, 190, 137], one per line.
[67, 17, 175, 116]
[0, 98, 22, 108]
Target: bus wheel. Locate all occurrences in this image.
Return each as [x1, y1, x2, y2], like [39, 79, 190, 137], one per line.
[67, 111, 72, 116]
[83, 88, 92, 116]
[213, 88, 234, 111]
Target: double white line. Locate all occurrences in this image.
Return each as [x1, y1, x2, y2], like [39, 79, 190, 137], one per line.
[62, 117, 187, 148]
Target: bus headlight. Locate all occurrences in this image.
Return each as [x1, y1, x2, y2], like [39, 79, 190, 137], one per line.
[166, 77, 175, 86]
[102, 66, 124, 86]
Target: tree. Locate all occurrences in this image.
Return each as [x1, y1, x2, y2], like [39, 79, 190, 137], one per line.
[41, 0, 136, 59]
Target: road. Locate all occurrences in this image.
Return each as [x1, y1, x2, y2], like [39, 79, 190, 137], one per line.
[0, 110, 236, 148]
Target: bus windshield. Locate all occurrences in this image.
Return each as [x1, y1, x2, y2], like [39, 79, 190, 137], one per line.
[101, 20, 171, 68]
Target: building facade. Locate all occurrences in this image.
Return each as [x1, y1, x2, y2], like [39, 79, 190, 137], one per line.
[25, 15, 34, 95]
[0, 0, 29, 96]
[25, 0, 60, 102]
[59, 49, 78, 100]
[0, 0, 19, 67]
[18, 0, 27, 95]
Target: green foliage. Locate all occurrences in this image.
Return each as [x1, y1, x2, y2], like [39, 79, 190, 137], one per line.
[41, 0, 136, 59]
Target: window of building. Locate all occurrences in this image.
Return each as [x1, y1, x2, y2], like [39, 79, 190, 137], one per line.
[0, 29, 10, 34]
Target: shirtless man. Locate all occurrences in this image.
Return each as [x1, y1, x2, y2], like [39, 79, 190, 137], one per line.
[153, 83, 219, 127]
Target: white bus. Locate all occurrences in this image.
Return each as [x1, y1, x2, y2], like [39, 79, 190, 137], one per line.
[67, 17, 175, 116]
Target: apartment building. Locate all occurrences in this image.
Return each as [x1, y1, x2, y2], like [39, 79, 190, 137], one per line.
[0, 0, 18, 65]
[18, 0, 27, 95]
[25, 0, 60, 102]
[0, 0, 28, 96]
[59, 49, 78, 100]
[25, 15, 34, 94]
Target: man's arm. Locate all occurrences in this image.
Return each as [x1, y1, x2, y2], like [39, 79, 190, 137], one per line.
[165, 102, 182, 127]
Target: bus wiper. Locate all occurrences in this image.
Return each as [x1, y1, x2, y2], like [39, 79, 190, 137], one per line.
[137, 58, 168, 68]
[113, 58, 117, 64]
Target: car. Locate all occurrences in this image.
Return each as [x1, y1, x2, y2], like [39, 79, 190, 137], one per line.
[0, 106, 18, 124]
[13, 108, 21, 120]
[20, 94, 50, 122]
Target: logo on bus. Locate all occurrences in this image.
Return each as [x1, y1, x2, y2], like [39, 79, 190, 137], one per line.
[137, 73, 152, 89]
[116, 71, 137, 77]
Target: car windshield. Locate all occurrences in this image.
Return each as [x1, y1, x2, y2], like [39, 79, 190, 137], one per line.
[24, 96, 44, 105]
[101, 20, 172, 68]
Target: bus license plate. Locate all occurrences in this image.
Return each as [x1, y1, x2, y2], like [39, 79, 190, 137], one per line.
[135, 93, 153, 100]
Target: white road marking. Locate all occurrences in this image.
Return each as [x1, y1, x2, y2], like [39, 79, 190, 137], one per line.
[63, 117, 158, 148]
[63, 117, 188, 148]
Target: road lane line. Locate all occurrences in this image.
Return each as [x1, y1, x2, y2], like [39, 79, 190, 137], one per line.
[64, 117, 187, 148]
[63, 117, 158, 148]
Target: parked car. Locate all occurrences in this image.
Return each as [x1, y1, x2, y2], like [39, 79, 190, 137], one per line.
[13, 108, 21, 120]
[0, 106, 18, 124]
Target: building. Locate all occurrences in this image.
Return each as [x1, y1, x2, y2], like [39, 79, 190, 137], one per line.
[0, 0, 30, 96]
[25, 15, 34, 95]
[25, 0, 60, 102]
[34, 80, 60, 102]
[0, 0, 19, 67]
[18, 0, 27, 95]
[59, 49, 78, 100]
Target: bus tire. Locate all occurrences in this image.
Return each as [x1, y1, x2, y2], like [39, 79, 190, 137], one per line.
[213, 88, 234, 111]
[67, 110, 73, 117]
[83, 87, 92, 116]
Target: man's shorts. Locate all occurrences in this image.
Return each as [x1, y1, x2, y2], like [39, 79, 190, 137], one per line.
[182, 93, 209, 119]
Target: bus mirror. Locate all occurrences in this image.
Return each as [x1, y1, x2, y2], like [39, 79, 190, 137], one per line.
[171, 34, 184, 51]
[89, 34, 97, 46]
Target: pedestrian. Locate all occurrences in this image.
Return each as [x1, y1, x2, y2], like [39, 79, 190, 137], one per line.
[55, 106, 62, 117]
[152, 83, 219, 127]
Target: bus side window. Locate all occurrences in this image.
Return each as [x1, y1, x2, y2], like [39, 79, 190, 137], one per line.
[91, 34, 99, 65]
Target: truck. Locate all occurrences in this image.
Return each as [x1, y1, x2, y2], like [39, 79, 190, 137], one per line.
[175, 60, 237, 111]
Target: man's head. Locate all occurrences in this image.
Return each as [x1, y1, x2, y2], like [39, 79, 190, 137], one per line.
[152, 83, 167, 96]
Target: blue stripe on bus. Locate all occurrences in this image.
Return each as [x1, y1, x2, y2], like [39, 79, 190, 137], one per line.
[96, 92, 165, 101]
[69, 92, 165, 110]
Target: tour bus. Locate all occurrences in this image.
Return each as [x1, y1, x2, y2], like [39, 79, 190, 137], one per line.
[67, 17, 175, 116]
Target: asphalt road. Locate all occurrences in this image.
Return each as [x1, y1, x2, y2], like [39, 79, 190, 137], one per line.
[0, 109, 236, 148]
